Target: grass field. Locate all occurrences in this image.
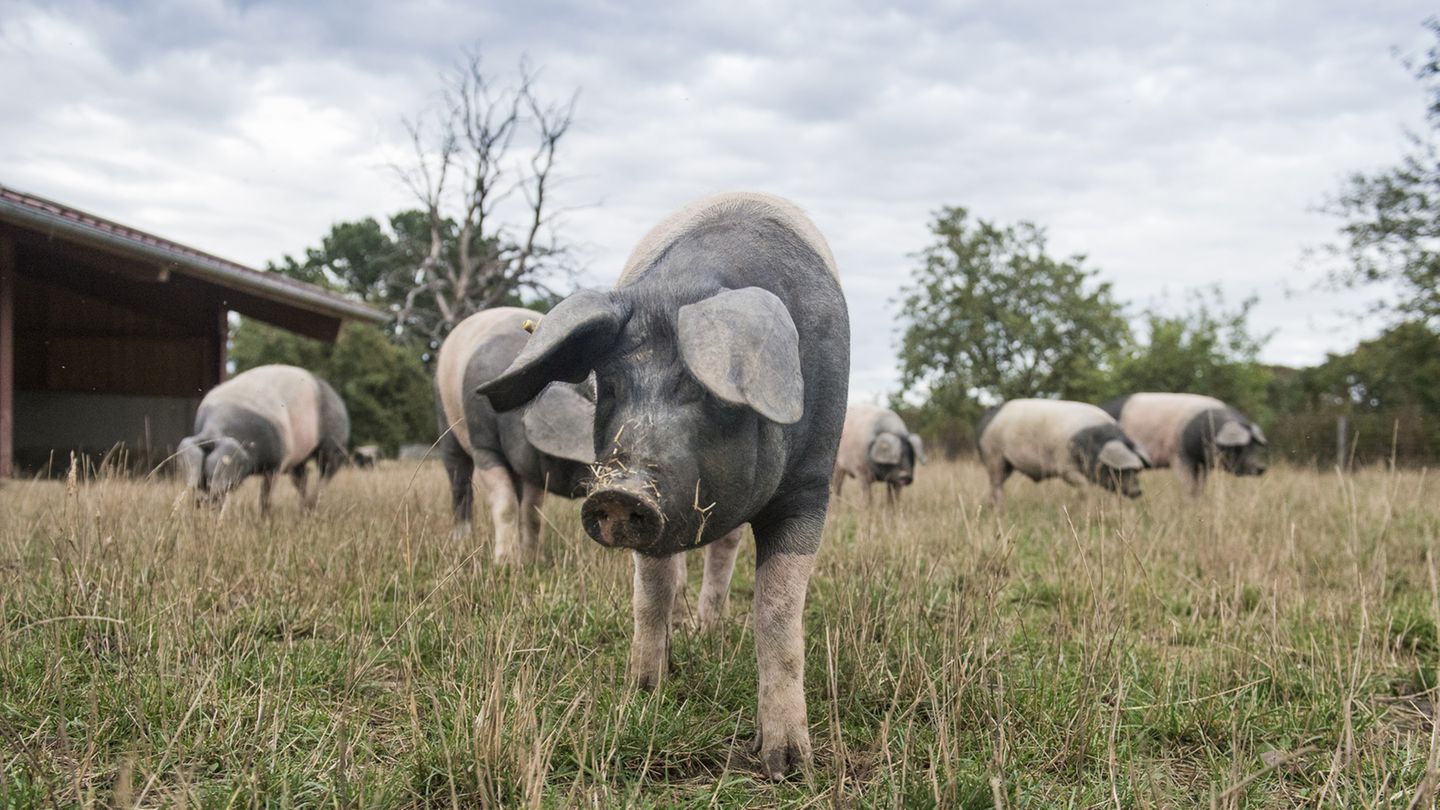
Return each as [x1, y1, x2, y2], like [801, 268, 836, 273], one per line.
[2, 459, 1439, 807]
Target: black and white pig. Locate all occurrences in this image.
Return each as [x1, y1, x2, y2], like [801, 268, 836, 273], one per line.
[178, 364, 350, 512]
[832, 404, 926, 507]
[434, 306, 595, 563]
[977, 398, 1151, 508]
[1101, 392, 1268, 496]
[477, 192, 849, 780]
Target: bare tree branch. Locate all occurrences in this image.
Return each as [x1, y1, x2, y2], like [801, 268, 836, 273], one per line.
[393, 51, 577, 348]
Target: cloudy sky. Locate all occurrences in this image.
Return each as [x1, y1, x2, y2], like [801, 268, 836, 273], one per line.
[2, 0, 1433, 399]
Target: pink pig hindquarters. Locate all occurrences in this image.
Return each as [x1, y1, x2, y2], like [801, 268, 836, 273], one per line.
[1119, 393, 1225, 468]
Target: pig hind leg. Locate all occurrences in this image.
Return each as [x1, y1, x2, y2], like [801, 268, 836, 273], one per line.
[439, 433, 475, 537]
[699, 526, 744, 630]
[986, 458, 1012, 510]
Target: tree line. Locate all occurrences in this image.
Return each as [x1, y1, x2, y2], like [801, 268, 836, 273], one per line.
[235, 27, 1440, 464]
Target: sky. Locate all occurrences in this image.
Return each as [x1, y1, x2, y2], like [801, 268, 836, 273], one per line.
[2, 0, 1433, 401]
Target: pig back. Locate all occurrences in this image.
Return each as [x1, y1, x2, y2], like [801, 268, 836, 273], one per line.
[199, 365, 323, 471]
[436, 308, 536, 454]
[618, 192, 839, 286]
[983, 399, 1112, 477]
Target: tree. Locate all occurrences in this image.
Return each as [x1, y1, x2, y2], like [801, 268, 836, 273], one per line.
[230, 319, 434, 456]
[1293, 321, 1440, 414]
[266, 210, 561, 364]
[393, 53, 578, 352]
[1105, 287, 1273, 418]
[1321, 19, 1440, 325]
[897, 207, 1130, 406]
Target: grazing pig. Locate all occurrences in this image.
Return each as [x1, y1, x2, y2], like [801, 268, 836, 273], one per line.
[477, 192, 848, 779]
[353, 445, 381, 468]
[434, 307, 596, 562]
[1101, 393, 1268, 496]
[977, 398, 1151, 508]
[178, 364, 349, 512]
[832, 404, 926, 507]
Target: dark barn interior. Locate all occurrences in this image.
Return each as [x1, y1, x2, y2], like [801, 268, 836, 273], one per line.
[0, 185, 384, 476]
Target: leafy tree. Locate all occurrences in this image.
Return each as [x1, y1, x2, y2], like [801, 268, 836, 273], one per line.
[1264, 321, 1440, 465]
[267, 211, 561, 365]
[1291, 321, 1440, 414]
[897, 206, 1129, 406]
[1321, 19, 1440, 325]
[230, 319, 434, 456]
[1105, 287, 1273, 418]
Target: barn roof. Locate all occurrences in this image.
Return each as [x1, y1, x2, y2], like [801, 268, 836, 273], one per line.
[0, 184, 386, 330]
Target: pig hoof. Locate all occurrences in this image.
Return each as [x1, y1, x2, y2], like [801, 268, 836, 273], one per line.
[697, 609, 727, 632]
[755, 733, 810, 781]
[627, 667, 663, 690]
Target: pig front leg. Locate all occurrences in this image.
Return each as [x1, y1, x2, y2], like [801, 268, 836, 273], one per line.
[1175, 462, 1205, 497]
[752, 512, 821, 780]
[629, 551, 684, 688]
[259, 472, 276, 515]
[699, 526, 744, 630]
[290, 465, 316, 511]
[519, 481, 545, 563]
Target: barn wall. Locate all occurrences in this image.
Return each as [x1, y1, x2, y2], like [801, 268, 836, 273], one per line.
[12, 391, 198, 474]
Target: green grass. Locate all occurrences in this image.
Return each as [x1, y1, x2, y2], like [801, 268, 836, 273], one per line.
[1, 460, 1438, 807]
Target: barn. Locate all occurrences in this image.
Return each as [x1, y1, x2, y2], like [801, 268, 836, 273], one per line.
[0, 184, 386, 477]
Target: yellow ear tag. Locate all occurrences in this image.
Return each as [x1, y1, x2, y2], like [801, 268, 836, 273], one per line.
[522, 319, 537, 334]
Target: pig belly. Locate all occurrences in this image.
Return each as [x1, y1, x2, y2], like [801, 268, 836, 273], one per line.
[1005, 445, 1064, 479]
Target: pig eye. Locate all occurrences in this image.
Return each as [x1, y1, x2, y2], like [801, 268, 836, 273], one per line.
[672, 376, 704, 404]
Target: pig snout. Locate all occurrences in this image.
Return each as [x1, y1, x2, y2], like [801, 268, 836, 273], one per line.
[582, 476, 663, 549]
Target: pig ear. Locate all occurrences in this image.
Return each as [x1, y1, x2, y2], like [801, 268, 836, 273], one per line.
[477, 290, 624, 412]
[177, 436, 205, 489]
[1215, 421, 1252, 447]
[1098, 440, 1145, 471]
[1249, 423, 1268, 446]
[869, 433, 903, 465]
[1131, 442, 1153, 469]
[907, 434, 927, 465]
[677, 287, 804, 424]
[523, 382, 596, 464]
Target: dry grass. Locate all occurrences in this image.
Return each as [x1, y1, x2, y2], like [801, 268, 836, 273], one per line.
[1, 459, 1438, 807]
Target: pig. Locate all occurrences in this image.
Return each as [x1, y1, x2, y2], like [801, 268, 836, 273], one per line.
[832, 404, 926, 507]
[476, 192, 848, 779]
[1101, 392, 1268, 496]
[977, 398, 1151, 508]
[177, 364, 349, 512]
[434, 306, 596, 563]
[353, 445, 381, 468]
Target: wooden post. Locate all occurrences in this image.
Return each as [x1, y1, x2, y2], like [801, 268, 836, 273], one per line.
[1336, 415, 1348, 471]
[0, 235, 14, 478]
